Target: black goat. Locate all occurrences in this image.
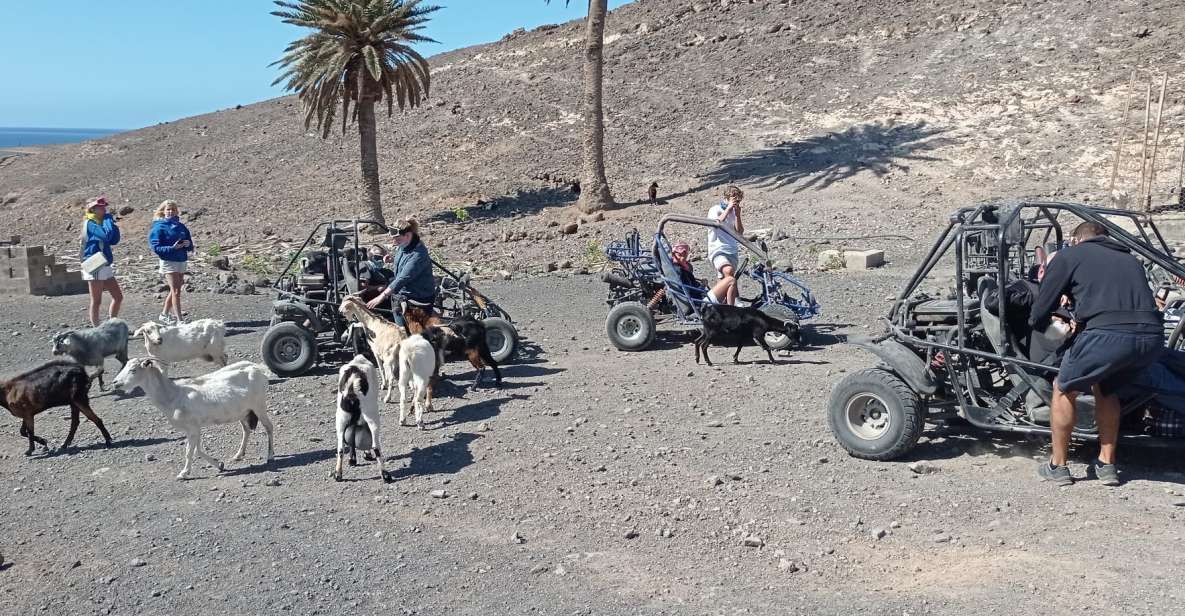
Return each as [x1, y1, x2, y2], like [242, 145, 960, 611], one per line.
[0, 360, 113, 455]
[694, 304, 799, 366]
[409, 311, 502, 389]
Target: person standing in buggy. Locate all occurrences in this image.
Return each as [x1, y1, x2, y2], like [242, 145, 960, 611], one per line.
[148, 200, 194, 324]
[366, 218, 435, 327]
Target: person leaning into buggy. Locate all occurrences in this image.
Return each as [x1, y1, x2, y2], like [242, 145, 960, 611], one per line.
[365, 218, 435, 327]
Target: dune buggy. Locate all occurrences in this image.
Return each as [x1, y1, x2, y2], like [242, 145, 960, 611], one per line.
[260, 219, 519, 377]
[828, 201, 1185, 461]
[601, 213, 820, 351]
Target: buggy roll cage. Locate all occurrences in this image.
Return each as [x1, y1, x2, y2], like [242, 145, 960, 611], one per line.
[882, 201, 1185, 408]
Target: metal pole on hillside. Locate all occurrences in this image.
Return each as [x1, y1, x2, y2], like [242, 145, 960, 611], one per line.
[1177, 132, 1185, 208]
[1108, 70, 1136, 203]
[1137, 81, 1153, 210]
[1146, 75, 1168, 212]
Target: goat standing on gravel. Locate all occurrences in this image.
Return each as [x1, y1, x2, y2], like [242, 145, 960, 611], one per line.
[334, 355, 391, 482]
[133, 319, 228, 371]
[339, 296, 407, 402]
[407, 309, 502, 390]
[398, 334, 437, 429]
[694, 304, 799, 366]
[113, 358, 274, 479]
[1, 360, 113, 455]
[51, 318, 130, 391]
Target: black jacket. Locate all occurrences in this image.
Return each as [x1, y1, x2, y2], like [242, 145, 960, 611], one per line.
[1029, 236, 1160, 331]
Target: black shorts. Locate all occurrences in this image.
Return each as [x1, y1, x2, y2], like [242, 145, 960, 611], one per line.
[1056, 329, 1164, 395]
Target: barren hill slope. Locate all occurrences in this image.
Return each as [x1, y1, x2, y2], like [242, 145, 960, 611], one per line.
[2, 0, 1183, 276]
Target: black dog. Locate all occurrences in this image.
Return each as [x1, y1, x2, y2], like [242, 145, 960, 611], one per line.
[694, 304, 798, 365]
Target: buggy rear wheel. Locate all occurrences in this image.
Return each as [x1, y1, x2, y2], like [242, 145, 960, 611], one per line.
[261, 322, 317, 377]
[606, 301, 656, 351]
[758, 304, 800, 351]
[828, 368, 924, 461]
[482, 317, 519, 363]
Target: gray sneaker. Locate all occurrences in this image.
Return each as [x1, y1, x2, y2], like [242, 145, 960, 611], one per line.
[1088, 460, 1120, 486]
[1038, 461, 1073, 486]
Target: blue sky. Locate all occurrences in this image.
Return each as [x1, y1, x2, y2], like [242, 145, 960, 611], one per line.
[0, 0, 632, 130]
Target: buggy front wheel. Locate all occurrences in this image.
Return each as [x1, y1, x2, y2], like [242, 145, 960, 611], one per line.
[606, 302, 656, 351]
[482, 317, 519, 363]
[261, 322, 317, 377]
[828, 368, 924, 461]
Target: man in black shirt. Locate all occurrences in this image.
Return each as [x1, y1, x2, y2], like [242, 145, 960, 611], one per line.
[1029, 222, 1164, 486]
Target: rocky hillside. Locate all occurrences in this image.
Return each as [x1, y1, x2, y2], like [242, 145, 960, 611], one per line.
[2, 0, 1183, 279]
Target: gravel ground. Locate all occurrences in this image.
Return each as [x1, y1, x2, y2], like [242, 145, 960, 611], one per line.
[3, 266, 1185, 615]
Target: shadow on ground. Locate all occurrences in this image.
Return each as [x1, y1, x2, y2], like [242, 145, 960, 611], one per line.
[655, 120, 954, 204]
[388, 432, 481, 479]
[425, 186, 577, 224]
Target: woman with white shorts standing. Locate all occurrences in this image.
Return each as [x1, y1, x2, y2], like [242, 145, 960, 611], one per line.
[149, 200, 194, 324]
[79, 197, 123, 326]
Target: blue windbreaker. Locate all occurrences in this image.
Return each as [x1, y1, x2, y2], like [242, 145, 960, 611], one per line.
[81, 215, 121, 264]
[149, 218, 194, 262]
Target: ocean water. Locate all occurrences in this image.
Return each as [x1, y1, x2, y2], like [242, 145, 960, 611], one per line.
[0, 127, 121, 148]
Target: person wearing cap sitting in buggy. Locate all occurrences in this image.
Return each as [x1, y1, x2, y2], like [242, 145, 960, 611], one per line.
[1029, 222, 1165, 487]
[366, 218, 435, 327]
[670, 242, 707, 303]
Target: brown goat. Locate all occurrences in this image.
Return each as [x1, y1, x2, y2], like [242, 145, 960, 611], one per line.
[0, 360, 113, 455]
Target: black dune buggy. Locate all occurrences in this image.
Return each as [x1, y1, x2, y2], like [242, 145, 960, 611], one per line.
[828, 201, 1185, 461]
[601, 213, 821, 352]
[259, 219, 519, 377]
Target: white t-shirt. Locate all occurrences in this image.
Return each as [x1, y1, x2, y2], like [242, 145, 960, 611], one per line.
[706, 202, 738, 259]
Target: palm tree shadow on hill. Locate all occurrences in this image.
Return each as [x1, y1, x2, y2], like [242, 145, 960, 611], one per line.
[653, 120, 955, 204]
[425, 186, 577, 225]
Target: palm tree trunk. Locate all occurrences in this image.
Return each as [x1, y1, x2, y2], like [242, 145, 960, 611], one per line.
[578, 0, 614, 213]
[357, 69, 385, 225]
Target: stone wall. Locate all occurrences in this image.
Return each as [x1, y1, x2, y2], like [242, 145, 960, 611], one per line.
[0, 241, 87, 296]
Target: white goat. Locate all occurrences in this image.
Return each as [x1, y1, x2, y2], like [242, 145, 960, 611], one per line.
[338, 296, 407, 403]
[334, 355, 391, 482]
[113, 358, 274, 480]
[398, 334, 436, 430]
[132, 319, 228, 370]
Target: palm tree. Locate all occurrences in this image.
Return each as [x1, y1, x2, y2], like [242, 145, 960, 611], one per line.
[271, 0, 438, 225]
[548, 0, 615, 213]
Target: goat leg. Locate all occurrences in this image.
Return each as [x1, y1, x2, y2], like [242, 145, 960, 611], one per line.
[22, 416, 38, 456]
[365, 417, 392, 482]
[756, 328, 777, 364]
[188, 429, 224, 472]
[62, 404, 83, 450]
[75, 398, 112, 446]
[333, 451, 344, 482]
[232, 420, 250, 461]
[480, 344, 502, 388]
[733, 344, 744, 363]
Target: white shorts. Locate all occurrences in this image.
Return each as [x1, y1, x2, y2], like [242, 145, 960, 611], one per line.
[159, 260, 188, 274]
[706, 289, 721, 304]
[712, 253, 738, 278]
[81, 265, 114, 281]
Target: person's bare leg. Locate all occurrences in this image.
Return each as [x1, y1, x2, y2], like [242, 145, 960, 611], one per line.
[87, 281, 102, 326]
[1092, 384, 1120, 465]
[168, 273, 184, 321]
[719, 264, 737, 305]
[1049, 382, 1077, 466]
[106, 279, 123, 320]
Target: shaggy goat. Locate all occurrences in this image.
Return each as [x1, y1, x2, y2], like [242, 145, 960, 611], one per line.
[51, 319, 130, 391]
[405, 307, 502, 389]
[1, 360, 112, 455]
[694, 304, 799, 366]
[339, 296, 408, 403]
[398, 334, 437, 430]
[133, 319, 228, 370]
[113, 359, 274, 479]
[334, 355, 392, 482]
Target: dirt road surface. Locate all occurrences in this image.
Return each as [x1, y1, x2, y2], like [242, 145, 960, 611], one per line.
[2, 267, 1185, 615]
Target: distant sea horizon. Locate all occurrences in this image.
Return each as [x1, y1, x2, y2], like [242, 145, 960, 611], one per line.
[0, 127, 124, 149]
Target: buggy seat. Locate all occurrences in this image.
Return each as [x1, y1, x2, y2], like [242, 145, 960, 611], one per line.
[653, 236, 708, 320]
[977, 277, 1097, 427]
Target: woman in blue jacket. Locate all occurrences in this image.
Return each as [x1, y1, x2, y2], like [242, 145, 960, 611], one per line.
[366, 218, 435, 327]
[149, 200, 194, 324]
[79, 197, 123, 326]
